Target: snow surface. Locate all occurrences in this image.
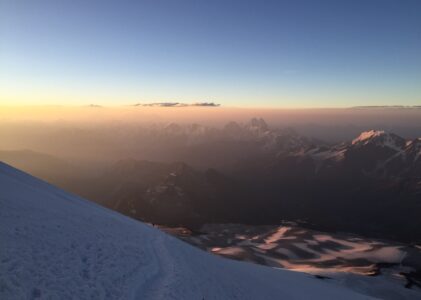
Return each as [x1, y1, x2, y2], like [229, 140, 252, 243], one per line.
[0, 162, 375, 299]
[352, 130, 386, 144]
[352, 130, 403, 152]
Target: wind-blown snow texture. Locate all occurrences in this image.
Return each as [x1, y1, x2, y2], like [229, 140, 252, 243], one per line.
[0, 162, 374, 299]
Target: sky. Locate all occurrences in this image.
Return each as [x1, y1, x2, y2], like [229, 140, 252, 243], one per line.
[1, 0, 420, 108]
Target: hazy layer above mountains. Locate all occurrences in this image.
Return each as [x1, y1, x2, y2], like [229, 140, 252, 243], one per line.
[1, 105, 421, 149]
[2, 105, 421, 127]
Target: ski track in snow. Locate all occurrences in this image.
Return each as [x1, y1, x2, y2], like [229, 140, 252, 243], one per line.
[0, 162, 375, 300]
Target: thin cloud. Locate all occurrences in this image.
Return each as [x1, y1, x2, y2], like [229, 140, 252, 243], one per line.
[133, 102, 220, 107]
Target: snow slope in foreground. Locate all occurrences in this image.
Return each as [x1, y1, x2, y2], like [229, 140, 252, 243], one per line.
[0, 162, 374, 299]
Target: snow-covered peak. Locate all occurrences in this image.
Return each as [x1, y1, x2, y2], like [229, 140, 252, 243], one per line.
[351, 130, 405, 151]
[0, 162, 374, 299]
[352, 130, 386, 145]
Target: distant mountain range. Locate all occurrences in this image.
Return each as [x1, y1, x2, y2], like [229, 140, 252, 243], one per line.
[1, 118, 420, 243]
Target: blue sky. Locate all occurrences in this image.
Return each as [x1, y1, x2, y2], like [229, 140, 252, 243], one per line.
[1, 0, 420, 107]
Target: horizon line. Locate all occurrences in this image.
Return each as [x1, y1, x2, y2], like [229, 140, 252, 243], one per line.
[1, 103, 421, 110]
